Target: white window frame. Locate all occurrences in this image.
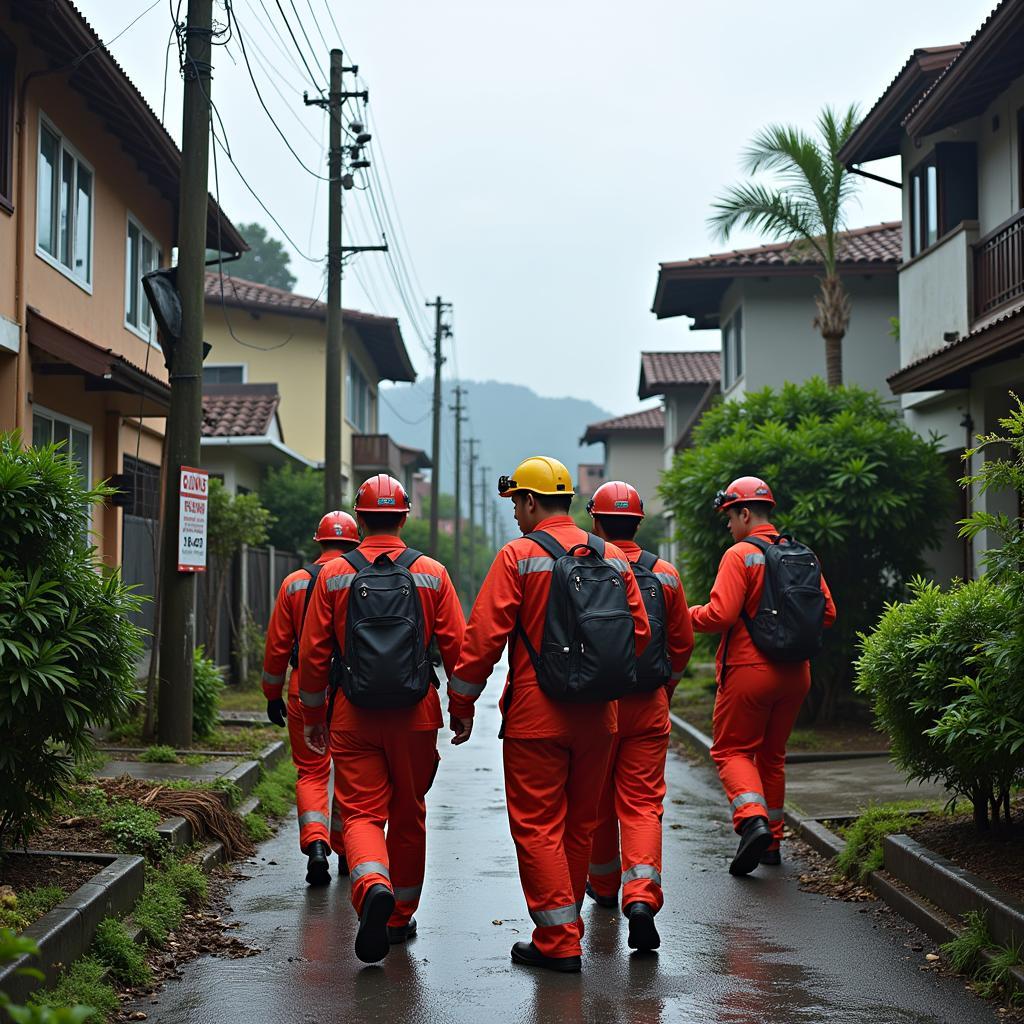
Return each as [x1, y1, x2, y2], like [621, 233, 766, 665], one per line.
[721, 308, 744, 392]
[124, 211, 163, 343]
[35, 111, 94, 293]
[30, 404, 94, 533]
[346, 355, 375, 433]
[202, 363, 248, 384]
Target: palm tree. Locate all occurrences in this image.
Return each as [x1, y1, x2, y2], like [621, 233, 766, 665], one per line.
[709, 105, 861, 388]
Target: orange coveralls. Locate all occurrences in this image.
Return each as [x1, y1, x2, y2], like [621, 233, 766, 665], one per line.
[261, 550, 344, 854]
[298, 536, 465, 929]
[586, 541, 694, 912]
[690, 523, 836, 849]
[450, 516, 651, 959]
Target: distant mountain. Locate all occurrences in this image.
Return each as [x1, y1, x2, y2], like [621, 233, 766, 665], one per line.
[380, 378, 611, 531]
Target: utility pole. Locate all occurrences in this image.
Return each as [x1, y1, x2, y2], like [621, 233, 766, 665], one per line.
[305, 54, 377, 511]
[480, 465, 490, 549]
[466, 438, 478, 591]
[450, 386, 466, 593]
[492, 501, 500, 550]
[426, 297, 451, 554]
[157, 0, 213, 747]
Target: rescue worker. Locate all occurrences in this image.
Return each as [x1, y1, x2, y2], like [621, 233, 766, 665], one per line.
[298, 474, 465, 964]
[583, 481, 694, 952]
[689, 477, 836, 875]
[449, 456, 651, 973]
[261, 510, 359, 886]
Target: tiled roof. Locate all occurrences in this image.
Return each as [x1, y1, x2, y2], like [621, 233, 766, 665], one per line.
[638, 351, 720, 398]
[659, 222, 902, 273]
[202, 384, 280, 438]
[581, 407, 664, 446]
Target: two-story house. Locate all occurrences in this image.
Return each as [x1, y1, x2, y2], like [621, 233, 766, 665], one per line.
[202, 273, 428, 499]
[0, 0, 246, 579]
[650, 225, 902, 403]
[839, 2, 1024, 579]
[580, 407, 665, 512]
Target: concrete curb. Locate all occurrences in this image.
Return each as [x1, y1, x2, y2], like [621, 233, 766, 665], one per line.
[668, 711, 713, 759]
[0, 853, 144, 1003]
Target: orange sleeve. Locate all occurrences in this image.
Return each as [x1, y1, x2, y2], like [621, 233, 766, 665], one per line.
[662, 565, 694, 686]
[690, 547, 747, 634]
[261, 578, 295, 701]
[449, 545, 522, 719]
[822, 572, 837, 628]
[296, 567, 339, 726]
[432, 567, 467, 678]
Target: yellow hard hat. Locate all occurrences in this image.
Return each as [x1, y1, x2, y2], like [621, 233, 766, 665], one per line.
[498, 456, 575, 498]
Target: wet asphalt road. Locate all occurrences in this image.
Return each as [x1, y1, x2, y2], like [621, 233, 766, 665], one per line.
[136, 675, 998, 1024]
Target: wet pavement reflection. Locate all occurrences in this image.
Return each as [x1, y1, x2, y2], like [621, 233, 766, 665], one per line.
[134, 668, 998, 1024]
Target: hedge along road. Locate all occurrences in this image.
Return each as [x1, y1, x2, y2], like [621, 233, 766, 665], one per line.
[135, 670, 999, 1024]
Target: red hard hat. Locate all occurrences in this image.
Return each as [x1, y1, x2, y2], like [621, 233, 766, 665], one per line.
[587, 480, 645, 518]
[313, 510, 359, 544]
[713, 476, 776, 513]
[353, 473, 411, 514]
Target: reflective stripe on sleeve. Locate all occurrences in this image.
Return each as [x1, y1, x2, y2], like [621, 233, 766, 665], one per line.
[529, 903, 579, 927]
[299, 688, 326, 708]
[286, 578, 310, 595]
[622, 863, 662, 887]
[262, 671, 285, 685]
[588, 857, 621, 876]
[449, 676, 484, 697]
[393, 883, 422, 902]
[655, 572, 678, 588]
[605, 557, 630, 572]
[767, 807, 784, 823]
[349, 860, 391, 882]
[326, 574, 355, 592]
[744, 552, 765, 567]
[518, 556, 554, 575]
[297, 810, 329, 828]
[670, 670, 686, 682]
[412, 572, 441, 590]
[731, 791, 768, 812]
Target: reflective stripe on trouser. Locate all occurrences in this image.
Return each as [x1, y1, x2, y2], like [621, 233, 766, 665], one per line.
[587, 704, 669, 912]
[709, 662, 811, 841]
[287, 694, 333, 851]
[332, 722, 439, 928]
[503, 730, 614, 959]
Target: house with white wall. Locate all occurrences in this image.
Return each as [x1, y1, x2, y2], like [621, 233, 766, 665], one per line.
[839, 0, 1024, 580]
[580, 408, 665, 513]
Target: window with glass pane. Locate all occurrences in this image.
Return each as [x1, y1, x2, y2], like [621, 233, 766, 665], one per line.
[926, 164, 938, 248]
[31, 411, 90, 493]
[733, 308, 744, 380]
[202, 365, 244, 384]
[126, 216, 161, 338]
[36, 118, 93, 285]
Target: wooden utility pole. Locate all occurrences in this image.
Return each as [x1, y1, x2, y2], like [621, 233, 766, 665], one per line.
[480, 465, 490, 548]
[426, 297, 450, 554]
[492, 501, 500, 550]
[157, 0, 213, 747]
[466, 438, 478, 591]
[450, 386, 466, 592]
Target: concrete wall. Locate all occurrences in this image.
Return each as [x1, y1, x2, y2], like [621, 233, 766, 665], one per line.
[603, 432, 664, 515]
[733, 274, 899, 399]
[200, 446, 263, 496]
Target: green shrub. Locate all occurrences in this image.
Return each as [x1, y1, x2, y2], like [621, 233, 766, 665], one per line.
[91, 918, 151, 987]
[0, 433, 143, 847]
[258, 464, 323, 558]
[0, 885, 65, 932]
[99, 802, 163, 859]
[138, 745, 177, 764]
[163, 859, 207, 909]
[834, 804, 919, 881]
[29, 956, 118, 1023]
[252, 758, 297, 819]
[192, 647, 224, 740]
[0, 928, 94, 1023]
[244, 812, 272, 842]
[133, 868, 185, 946]
[659, 380, 949, 722]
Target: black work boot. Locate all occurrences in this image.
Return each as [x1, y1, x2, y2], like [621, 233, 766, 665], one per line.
[760, 847, 782, 866]
[337, 853, 349, 876]
[355, 884, 395, 964]
[585, 881, 617, 909]
[304, 840, 331, 886]
[387, 917, 417, 943]
[510, 941, 581, 973]
[625, 902, 660, 951]
[729, 815, 773, 876]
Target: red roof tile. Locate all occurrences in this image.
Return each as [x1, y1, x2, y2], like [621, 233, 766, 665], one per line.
[638, 351, 720, 398]
[202, 383, 280, 438]
[581, 407, 664, 446]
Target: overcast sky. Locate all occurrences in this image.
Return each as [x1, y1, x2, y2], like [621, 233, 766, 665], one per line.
[77, 0, 985, 414]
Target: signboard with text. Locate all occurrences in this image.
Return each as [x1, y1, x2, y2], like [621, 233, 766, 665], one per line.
[177, 466, 209, 573]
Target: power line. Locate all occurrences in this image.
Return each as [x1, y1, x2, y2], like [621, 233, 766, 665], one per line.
[248, 0, 310, 81]
[273, 0, 326, 92]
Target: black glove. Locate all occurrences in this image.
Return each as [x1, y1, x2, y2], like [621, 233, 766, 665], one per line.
[266, 698, 287, 727]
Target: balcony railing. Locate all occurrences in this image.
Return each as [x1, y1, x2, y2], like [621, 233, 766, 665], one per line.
[974, 208, 1024, 320]
[352, 433, 403, 477]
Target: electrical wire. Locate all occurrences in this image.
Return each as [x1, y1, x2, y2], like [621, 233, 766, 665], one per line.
[248, 0, 310, 81]
[274, 0, 326, 92]
[379, 390, 432, 426]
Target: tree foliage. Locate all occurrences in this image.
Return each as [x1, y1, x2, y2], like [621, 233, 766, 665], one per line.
[230, 222, 296, 291]
[659, 379, 949, 721]
[259, 464, 324, 558]
[0, 433, 141, 847]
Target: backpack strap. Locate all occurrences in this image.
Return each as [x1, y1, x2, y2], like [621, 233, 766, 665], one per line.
[737, 535, 775, 630]
[524, 529, 566, 560]
[585, 532, 606, 559]
[290, 562, 324, 669]
[395, 547, 422, 570]
[634, 549, 659, 572]
[341, 549, 372, 573]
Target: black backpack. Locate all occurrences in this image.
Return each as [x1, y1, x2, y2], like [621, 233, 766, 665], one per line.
[739, 534, 825, 662]
[515, 530, 638, 703]
[338, 548, 433, 709]
[289, 562, 344, 691]
[631, 550, 672, 691]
